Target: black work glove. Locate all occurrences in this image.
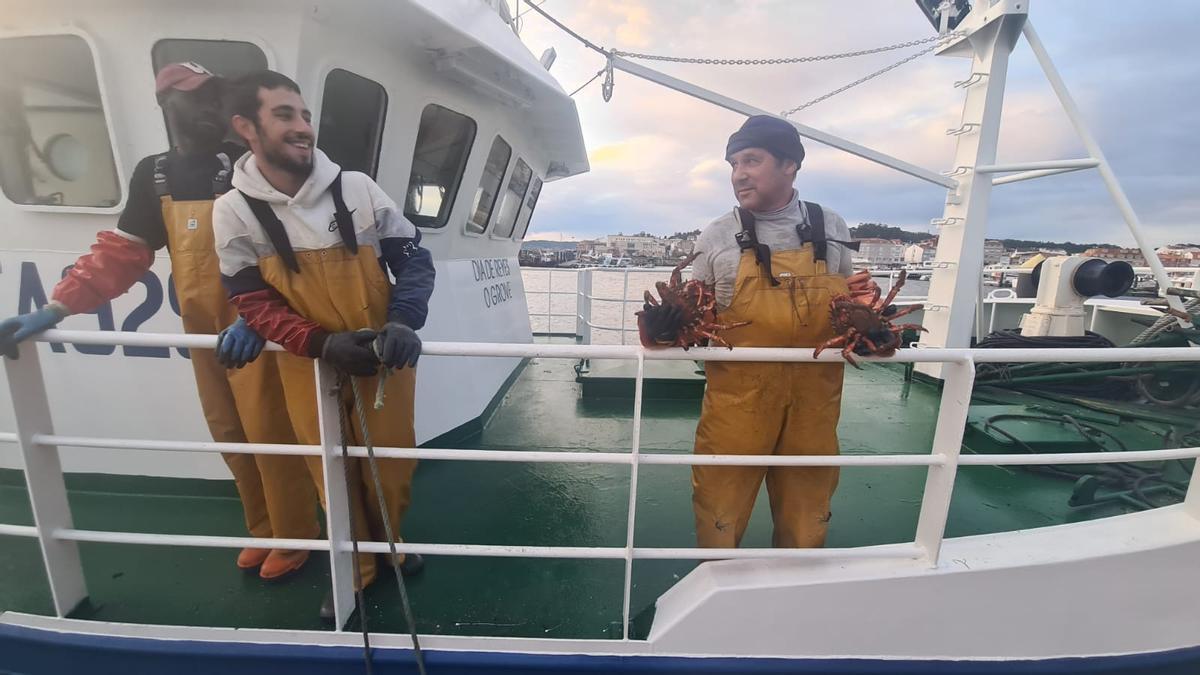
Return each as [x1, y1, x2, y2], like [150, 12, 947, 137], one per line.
[320, 329, 380, 376]
[640, 303, 684, 342]
[375, 322, 421, 369]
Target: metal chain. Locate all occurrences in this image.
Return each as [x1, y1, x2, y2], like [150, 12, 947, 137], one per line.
[611, 33, 950, 66]
[781, 34, 962, 117]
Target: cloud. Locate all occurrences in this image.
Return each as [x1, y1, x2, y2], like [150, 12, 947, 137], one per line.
[520, 0, 1200, 245]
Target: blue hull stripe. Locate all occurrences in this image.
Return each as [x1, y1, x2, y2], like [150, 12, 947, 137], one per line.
[2, 623, 1200, 674]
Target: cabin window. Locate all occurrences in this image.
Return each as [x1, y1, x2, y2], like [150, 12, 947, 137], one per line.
[151, 39, 268, 148]
[404, 104, 476, 229]
[514, 176, 543, 240]
[317, 69, 387, 177]
[492, 158, 532, 238]
[0, 35, 121, 208]
[466, 136, 511, 234]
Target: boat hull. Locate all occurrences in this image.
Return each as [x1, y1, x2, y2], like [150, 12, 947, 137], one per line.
[2, 619, 1199, 674]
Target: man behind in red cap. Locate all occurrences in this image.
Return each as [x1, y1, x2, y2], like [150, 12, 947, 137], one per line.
[0, 63, 320, 580]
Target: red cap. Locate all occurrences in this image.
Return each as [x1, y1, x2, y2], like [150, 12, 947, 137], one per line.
[155, 62, 214, 97]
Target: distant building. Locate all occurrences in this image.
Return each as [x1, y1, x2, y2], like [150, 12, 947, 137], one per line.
[1156, 246, 1200, 268]
[983, 239, 1007, 265]
[667, 238, 696, 258]
[604, 235, 665, 258]
[904, 243, 935, 264]
[1082, 246, 1147, 267]
[854, 238, 905, 267]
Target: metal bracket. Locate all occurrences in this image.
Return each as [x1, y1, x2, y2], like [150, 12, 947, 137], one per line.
[946, 123, 980, 136]
[941, 165, 972, 177]
[930, 217, 963, 228]
[954, 72, 989, 88]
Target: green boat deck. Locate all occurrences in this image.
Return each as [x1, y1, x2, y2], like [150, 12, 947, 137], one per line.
[0, 343, 1188, 639]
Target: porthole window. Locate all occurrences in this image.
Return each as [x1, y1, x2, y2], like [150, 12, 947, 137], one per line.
[466, 136, 511, 234]
[492, 158, 531, 238]
[403, 104, 476, 228]
[0, 35, 121, 207]
[317, 69, 388, 177]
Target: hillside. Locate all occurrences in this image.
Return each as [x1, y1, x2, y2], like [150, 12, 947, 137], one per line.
[848, 223, 1117, 254]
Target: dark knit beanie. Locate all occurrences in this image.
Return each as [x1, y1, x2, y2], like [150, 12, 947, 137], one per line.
[725, 115, 805, 167]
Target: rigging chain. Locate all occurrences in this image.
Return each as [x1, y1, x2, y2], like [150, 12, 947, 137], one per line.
[781, 34, 961, 117]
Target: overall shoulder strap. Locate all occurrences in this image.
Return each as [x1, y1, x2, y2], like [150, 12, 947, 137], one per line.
[329, 172, 359, 254]
[152, 154, 170, 198]
[212, 152, 233, 196]
[802, 200, 828, 262]
[239, 192, 300, 274]
[733, 207, 779, 286]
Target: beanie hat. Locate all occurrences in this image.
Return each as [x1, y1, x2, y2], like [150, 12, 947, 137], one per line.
[725, 115, 805, 167]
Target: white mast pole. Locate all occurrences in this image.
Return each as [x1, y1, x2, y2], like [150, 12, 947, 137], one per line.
[916, 2, 1028, 379]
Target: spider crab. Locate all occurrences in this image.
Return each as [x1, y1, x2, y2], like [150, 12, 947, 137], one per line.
[813, 269, 925, 367]
[637, 252, 750, 349]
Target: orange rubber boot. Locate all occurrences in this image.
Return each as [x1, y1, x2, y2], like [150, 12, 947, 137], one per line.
[259, 549, 310, 580]
[237, 547, 270, 570]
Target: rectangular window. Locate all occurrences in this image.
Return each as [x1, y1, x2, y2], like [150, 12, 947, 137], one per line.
[0, 35, 121, 208]
[492, 158, 531, 238]
[466, 136, 511, 234]
[514, 176, 543, 240]
[151, 39, 268, 149]
[404, 104, 476, 229]
[317, 69, 387, 177]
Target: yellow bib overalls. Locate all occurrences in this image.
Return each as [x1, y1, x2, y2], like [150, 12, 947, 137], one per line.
[161, 192, 318, 544]
[692, 242, 848, 548]
[258, 244, 419, 590]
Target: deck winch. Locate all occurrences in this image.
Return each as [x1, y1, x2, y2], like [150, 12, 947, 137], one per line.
[1018, 256, 1135, 337]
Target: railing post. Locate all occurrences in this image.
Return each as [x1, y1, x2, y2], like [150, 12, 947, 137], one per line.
[314, 360, 356, 630]
[545, 271, 554, 335]
[4, 341, 87, 616]
[619, 269, 631, 345]
[914, 357, 976, 565]
[1186, 439, 1200, 518]
[621, 350, 646, 639]
[577, 268, 592, 344]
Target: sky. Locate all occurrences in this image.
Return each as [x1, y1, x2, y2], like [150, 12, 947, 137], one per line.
[513, 0, 1199, 247]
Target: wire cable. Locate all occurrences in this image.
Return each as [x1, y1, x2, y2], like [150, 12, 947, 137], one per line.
[569, 67, 606, 97]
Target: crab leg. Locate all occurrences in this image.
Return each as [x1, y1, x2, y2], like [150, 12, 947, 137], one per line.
[877, 270, 907, 310]
[840, 336, 862, 368]
[891, 323, 927, 332]
[813, 330, 852, 358]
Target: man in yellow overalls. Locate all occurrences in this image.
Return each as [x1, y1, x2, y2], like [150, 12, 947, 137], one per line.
[639, 116, 858, 548]
[0, 63, 319, 577]
[211, 71, 436, 619]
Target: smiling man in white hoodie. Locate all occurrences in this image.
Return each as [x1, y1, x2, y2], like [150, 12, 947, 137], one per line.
[211, 71, 435, 618]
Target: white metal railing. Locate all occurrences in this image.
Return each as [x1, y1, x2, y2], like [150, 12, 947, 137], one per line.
[3, 329, 1200, 641]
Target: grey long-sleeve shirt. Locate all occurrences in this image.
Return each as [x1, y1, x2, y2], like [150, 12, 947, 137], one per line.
[691, 192, 854, 311]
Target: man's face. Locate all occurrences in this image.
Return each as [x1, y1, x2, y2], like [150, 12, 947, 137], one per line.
[728, 147, 796, 211]
[236, 86, 314, 176]
[162, 80, 225, 148]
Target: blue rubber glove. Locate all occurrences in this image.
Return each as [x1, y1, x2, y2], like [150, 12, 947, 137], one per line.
[215, 317, 266, 369]
[0, 306, 66, 360]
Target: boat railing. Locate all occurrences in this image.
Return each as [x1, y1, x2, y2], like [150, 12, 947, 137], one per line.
[3, 330, 1200, 639]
